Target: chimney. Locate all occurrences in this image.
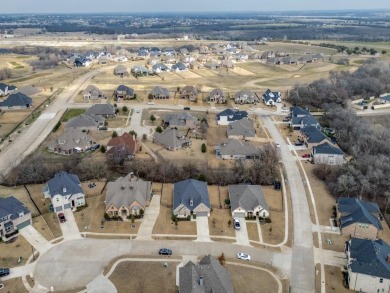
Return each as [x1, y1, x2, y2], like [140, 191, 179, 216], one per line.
[387, 255, 390, 263]
[199, 276, 204, 287]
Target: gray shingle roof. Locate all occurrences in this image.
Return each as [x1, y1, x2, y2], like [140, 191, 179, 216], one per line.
[227, 119, 255, 138]
[46, 171, 83, 199]
[313, 142, 343, 155]
[0, 92, 32, 108]
[0, 196, 30, 221]
[153, 128, 191, 150]
[209, 88, 226, 99]
[164, 112, 196, 127]
[338, 197, 382, 230]
[301, 126, 330, 143]
[65, 114, 104, 129]
[150, 86, 170, 97]
[173, 179, 210, 210]
[228, 184, 268, 213]
[85, 104, 116, 116]
[216, 139, 261, 157]
[105, 173, 152, 209]
[116, 85, 134, 95]
[217, 109, 248, 122]
[179, 255, 234, 293]
[349, 238, 390, 278]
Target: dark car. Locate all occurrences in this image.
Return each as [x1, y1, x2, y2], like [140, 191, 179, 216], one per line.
[159, 248, 172, 255]
[99, 126, 107, 131]
[0, 268, 10, 277]
[90, 144, 100, 151]
[183, 107, 191, 110]
[295, 142, 304, 146]
[58, 213, 66, 223]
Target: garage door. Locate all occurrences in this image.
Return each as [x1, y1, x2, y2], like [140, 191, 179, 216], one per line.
[17, 219, 31, 230]
[234, 212, 246, 218]
[55, 206, 63, 212]
[196, 211, 209, 217]
[64, 203, 71, 210]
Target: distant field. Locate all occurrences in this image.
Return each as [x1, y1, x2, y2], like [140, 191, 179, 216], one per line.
[254, 41, 337, 55]
[306, 40, 390, 54]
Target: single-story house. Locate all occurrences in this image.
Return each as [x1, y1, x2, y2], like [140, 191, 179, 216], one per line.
[164, 112, 197, 128]
[152, 63, 169, 73]
[216, 109, 248, 126]
[204, 59, 220, 70]
[83, 85, 106, 100]
[114, 64, 128, 77]
[85, 104, 116, 118]
[299, 126, 331, 148]
[153, 128, 191, 151]
[215, 139, 261, 160]
[65, 114, 105, 131]
[74, 57, 92, 67]
[171, 62, 187, 71]
[115, 85, 134, 100]
[0, 196, 32, 241]
[180, 85, 198, 102]
[209, 88, 227, 104]
[311, 142, 344, 165]
[337, 197, 382, 240]
[0, 92, 32, 110]
[234, 90, 258, 104]
[106, 132, 137, 162]
[131, 65, 150, 76]
[179, 255, 233, 293]
[228, 185, 269, 218]
[43, 171, 85, 212]
[189, 61, 203, 70]
[346, 237, 390, 293]
[173, 179, 210, 218]
[227, 119, 256, 140]
[47, 128, 94, 155]
[149, 86, 170, 99]
[262, 89, 281, 106]
[105, 172, 152, 218]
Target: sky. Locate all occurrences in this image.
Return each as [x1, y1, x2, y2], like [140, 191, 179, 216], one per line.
[2, 0, 390, 14]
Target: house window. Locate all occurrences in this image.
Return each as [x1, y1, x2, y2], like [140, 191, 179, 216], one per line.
[190, 200, 193, 207]
[380, 278, 383, 283]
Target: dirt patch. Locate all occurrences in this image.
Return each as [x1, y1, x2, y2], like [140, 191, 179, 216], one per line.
[152, 206, 196, 235]
[160, 183, 173, 207]
[325, 265, 351, 293]
[42, 212, 62, 238]
[247, 221, 260, 241]
[108, 261, 179, 293]
[25, 184, 48, 214]
[32, 216, 55, 241]
[0, 278, 29, 293]
[321, 233, 349, 252]
[208, 185, 222, 208]
[0, 235, 33, 267]
[208, 208, 235, 237]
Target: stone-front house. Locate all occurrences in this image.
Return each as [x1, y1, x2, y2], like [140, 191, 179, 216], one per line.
[116, 85, 135, 100]
[114, 64, 128, 77]
[0, 196, 32, 241]
[180, 85, 198, 102]
[47, 128, 94, 155]
[149, 86, 170, 99]
[83, 85, 106, 100]
[227, 119, 256, 141]
[105, 172, 152, 218]
[153, 128, 191, 151]
[228, 185, 269, 218]
[173, 179, 210, 218]
[234, 90, 258, 104]
[337, 197, 382, 240]
[106, 132, 137, 163]
[209, 88, 227, 104]
[43, 171, 85, 213]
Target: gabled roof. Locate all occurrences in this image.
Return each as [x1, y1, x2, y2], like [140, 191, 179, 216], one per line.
[0, 83, 8, 92]
[0, 92, 32, 107]
[290, 106, 310, 117]
[47, 171, 83, 199]
[262, 89, 281, 103]
[105, 173, 152, 209]
[209, 88, 226, 99]
[228, 184, 268, 213]
[152, 63, 168, 71]
[164, 112, 197, 127]
[0, 196, 30, 221]
[216, 139, 261, 157]
[234, 90, 257, 100]
[338, 197, 382, 230]
[349, 238, 390, 278]
[217, 109, 248, 122]
[85, 104, 116, 116]
[50, 128, 93, 152]
[179, 255, 234, 293]
[153, 128, 191, 150]
[301, 126, 329, 143]
[181, 85, 197, 95]
[116, 85, 134, 95]
[65, 114, 103, 129]
[83, 85, 103, 95]
[17, 85, 40, 96]
[107, 132, 136, 155]
[172, 62, 187, 70]
[227, 119, 256, 137]
[313, 142, 343, 155]
[173, 179, 210, 210]
[150, 86, 170, 97]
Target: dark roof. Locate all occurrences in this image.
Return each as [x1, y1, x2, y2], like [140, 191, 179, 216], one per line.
[313, 142, 343, 155]
[301, 126, 329, 143]
[85, 104, 116, 116]
[338, 197, 382, 230]
[380, 95, 390, 102]
[349, 238, 390, 278]
[179, 255, 234, 293]
[0, 83, 8, 91]
[172, 62, 187, 70]
[47, 171, 83, 199]
[290, 106, 310, 117]
[262, 89, 281, 103]
[217, 109, 248, 122]
[116, 85, 134, 95]
[173, 179, 210, 210]
[0, 196, 30, 221]
[0, 92, 32, 107]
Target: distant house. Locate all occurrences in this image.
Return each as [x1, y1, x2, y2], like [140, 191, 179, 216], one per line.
[378, 94, 390, 104]
[164, 112, 197, 128]
[83, 85, 106, 100]
[208, 88, 227, 104]
[300, 126, 331, 148]
[98, 55, 110, 65]
[114, 64, 128, 77]
[153, 128, 191, 151]
[106, 132, 137, 163]
[74, 57, 92, 67]
[65, 114, 105, 131]
[131, 65, 150, 76]
[298, 55, 313, 64]
[105, 172, 152, 218]
[204, 59, 220, 70]
[189, 61, 203, 70]
[47, 128, 94, 155]
[221, 59, 234, 68]
[228, 185, 269, 218]
[227, 119, 256, 140]
[0, 196, 32, 241]
[290, 114, 319, 130]
[311, 142, 344, 165]
[179, 255, 234, 293]
[0, 92, 32, 110]
[215, 139, 261, 160]
[337, 197, 382, 240]
[43, 171, 85, 212]
[312, 54, 325, 62]
[217, 109, 248, 126]
[0, 83, 10, 96]
[261, 51, 275, 60]
[152, 63, 169, 73]
[234, 90, 258, 104]
[199, 45, 211, 55]
[262, 89, 281, 106]
[180, 85, 198, 102]
[115, 85, 134, 100]
[85, 104, 116, 118]
[173, 179, 210, 218]
[346, 238, 390, 293]
[171, 62, 187, 72]
[149, 86, 170, 99]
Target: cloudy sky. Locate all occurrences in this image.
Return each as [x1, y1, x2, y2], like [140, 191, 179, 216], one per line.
[2, 0, 390, 13]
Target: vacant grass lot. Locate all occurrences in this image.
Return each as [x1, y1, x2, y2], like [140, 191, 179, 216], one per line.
[61, 108, 86, 122]
[209, 208, 236, 237]
[1, 278, 29, 293]
[0, 235, 33, 267]
[324, 265, 352, 293]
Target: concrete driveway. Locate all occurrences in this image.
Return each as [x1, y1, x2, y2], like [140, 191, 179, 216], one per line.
[60, 209, 82, 240]
[136, 195, 160, 240]
[19, 225, 53, 254]
[194, 216, 211, 242]
[234, 217, 250, 246]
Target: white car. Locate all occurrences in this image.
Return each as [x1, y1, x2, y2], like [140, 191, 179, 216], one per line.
[147, 102, 155, 105]
[136, 109, 140, 113]
[234, 218, 240, 230]
[249, 107, 255, 111]
[276, 143, 281, 148]
[237, 253, 251, 261]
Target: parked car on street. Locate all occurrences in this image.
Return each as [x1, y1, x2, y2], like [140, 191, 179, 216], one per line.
[184, 107, 191, 110]
[159, 248, 172, 255]
[234, 217, 241, 230]
[147, 101, 155, 105]
[302, 154, 310, 158]
[275, 143, 281, 148]
[58, 213, 66, 223]
[237, 253, 251, 261]
[0, 268, 10, 277]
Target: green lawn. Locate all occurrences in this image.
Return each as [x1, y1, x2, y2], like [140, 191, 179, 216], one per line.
[61, 108, 86, 122]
